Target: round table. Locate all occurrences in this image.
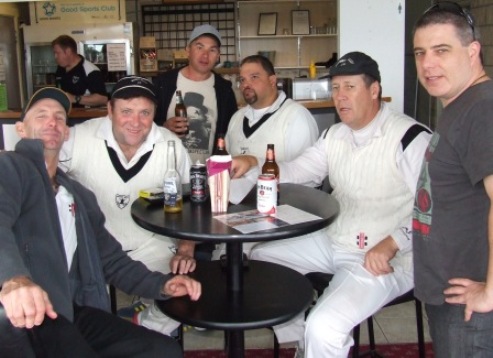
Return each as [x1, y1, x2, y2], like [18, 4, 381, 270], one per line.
[131, 183, 339, 357]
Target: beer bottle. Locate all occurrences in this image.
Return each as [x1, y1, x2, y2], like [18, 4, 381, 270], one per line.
[175, 90, 189, 135]
[213, 134, 229, 156]
[163, 140, 183, 213]
[262, 144, 280, 202]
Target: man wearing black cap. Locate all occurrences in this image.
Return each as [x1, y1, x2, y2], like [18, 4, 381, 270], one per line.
[59, 76, 195, 336]
[232, 52, 432, 357]
[0, 87, 201, 357]
[153, 24, 237, 165]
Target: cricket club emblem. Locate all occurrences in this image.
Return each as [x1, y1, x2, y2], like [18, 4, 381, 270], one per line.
[42, 2, 56, 17]
[115, 194, 130, 209]
[72, 76, 80, 84]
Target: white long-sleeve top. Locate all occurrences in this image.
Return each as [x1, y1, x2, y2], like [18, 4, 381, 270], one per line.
[250, 102, 431, 252]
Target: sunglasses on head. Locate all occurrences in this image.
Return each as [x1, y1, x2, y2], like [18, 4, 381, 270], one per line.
[424, 1, 475, 38]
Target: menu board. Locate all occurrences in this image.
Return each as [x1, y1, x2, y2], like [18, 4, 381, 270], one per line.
[107, 43, 127, 71]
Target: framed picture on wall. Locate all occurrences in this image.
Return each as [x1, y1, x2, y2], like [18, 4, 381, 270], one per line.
[292, 10, 310, 35]
[258, 12, 278, 35]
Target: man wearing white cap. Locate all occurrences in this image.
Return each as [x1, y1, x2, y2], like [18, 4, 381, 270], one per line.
[59, 76, 194, 336]
[0, 87, 200, 357]
[153, 24, 237, 165]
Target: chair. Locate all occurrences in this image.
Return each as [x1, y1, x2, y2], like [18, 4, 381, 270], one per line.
[303, 272, 425, 358]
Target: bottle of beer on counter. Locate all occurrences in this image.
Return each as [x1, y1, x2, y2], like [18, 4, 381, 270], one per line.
[262, 144, 280, 202]
[213, 134, 229, 156]
[163, 140, 183, 213]
[175, 90, 189, 135]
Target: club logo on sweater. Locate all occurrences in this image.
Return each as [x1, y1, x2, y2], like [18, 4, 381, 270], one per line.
[115, 194, 130, 209]
[72, 76, 80, 84]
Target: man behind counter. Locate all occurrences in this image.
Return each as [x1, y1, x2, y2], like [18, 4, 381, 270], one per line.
[52, 35, 108, 108]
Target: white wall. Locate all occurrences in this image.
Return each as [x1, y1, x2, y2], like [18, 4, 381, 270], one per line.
[339, 0, 405, 112]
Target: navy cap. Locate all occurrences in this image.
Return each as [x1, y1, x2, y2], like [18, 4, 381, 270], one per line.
[188, 24, 222, 46]
[111, 76, 157, 104]
[21, 87, 71, 121]
[328, 52, 381, 82]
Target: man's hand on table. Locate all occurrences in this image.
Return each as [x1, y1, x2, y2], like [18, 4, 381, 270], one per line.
[170, 240, 196, 274]
[163, 275, 201, 301]
[231, 155, 258, 179]
[0, 276, 57, 328]
[363, 236, 399, 276]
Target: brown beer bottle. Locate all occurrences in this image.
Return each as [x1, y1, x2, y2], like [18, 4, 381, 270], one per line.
[213, 134, 229, 156]
[262, 144, 280, 203]
[175, 90, 189, 135]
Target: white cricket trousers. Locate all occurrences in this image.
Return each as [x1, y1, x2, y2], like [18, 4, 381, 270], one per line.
[250, 230, 413, 358]
[127, 235, 181, 335]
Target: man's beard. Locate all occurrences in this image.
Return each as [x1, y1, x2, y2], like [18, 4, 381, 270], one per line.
[244, 91, 257, 105]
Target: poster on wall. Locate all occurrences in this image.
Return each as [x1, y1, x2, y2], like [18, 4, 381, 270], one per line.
[107, 43, 127, 72]
[33, 1, 122, 24]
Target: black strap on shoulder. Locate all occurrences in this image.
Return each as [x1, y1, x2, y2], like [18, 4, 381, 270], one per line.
[401, 124, 431, 151]
[243, 97, 289, 138]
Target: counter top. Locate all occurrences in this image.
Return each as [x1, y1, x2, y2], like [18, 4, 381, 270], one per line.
[0, 108, 108, 121]
[0, 97, 391, 120]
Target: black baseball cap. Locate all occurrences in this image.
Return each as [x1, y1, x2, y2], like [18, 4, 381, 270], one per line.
[111, 76, 157, 104]
[21, 87, 71, 121]
[328, 52, 381, 83]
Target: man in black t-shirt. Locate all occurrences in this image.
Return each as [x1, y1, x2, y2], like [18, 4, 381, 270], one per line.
[413, 2, 493, 356]
[53, 35, 108, 107]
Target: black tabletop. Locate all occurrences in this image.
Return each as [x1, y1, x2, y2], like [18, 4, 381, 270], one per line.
[131, 183, 339, 243]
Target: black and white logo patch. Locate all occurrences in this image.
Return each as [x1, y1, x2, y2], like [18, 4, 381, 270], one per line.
[72, 76, 80, 84]
[115, 194, 130, 209]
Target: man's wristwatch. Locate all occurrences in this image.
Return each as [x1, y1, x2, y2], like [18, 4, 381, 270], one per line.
[75, 95, 81, 105]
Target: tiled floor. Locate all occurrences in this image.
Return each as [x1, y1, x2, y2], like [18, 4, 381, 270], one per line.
[116, 290, 432, 351]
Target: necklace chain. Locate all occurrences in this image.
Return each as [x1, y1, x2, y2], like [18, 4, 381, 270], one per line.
[471, 73, 489, 87]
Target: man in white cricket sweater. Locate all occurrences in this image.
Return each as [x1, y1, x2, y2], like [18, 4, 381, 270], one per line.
[218, 54, 319, 259]
[60, 76, 193, 336]
[226, 54, 318, 166]
[231, 52, 432, 358]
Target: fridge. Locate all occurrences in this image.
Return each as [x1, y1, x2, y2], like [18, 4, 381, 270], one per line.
[23, 22, 135, 98]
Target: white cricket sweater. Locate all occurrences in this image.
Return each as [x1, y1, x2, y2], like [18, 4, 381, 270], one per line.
[67, 117, 190, 251]
[325, 113, 415, 255]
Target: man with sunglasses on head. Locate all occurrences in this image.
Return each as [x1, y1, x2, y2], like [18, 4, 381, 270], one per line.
[412, 2, 493, 356]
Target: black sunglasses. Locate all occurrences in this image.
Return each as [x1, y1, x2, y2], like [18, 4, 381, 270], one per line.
[424, 1, 475, 38]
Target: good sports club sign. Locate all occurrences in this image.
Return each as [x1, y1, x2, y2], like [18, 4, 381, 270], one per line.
[34, 1, 122, 24]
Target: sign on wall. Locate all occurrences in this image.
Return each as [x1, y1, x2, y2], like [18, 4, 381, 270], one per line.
[33, 1, 122, 24]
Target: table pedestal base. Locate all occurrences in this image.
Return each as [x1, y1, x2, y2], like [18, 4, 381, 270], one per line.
[156, 260, 312, 358]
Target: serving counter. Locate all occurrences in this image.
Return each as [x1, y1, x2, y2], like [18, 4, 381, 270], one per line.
[0, 108, 107, 149]
[0, 97, 390, 149]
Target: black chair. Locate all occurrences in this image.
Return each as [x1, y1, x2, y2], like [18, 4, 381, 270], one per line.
[0, 304, 36, 358]
[272, 273, 425, 358]
[304, 272, 425, 358]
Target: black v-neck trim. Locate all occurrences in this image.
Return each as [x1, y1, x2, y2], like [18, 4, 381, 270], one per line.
[243, 98, 289, 138]
[105, 142, 153, 183]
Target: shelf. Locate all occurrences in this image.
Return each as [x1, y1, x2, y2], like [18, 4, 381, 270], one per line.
[240, 34, 337, 39]
[237, 0, 337, 70]
[237, 0, 335, 3]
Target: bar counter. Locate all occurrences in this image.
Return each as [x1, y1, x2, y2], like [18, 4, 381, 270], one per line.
[0, 107, 108, 123]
